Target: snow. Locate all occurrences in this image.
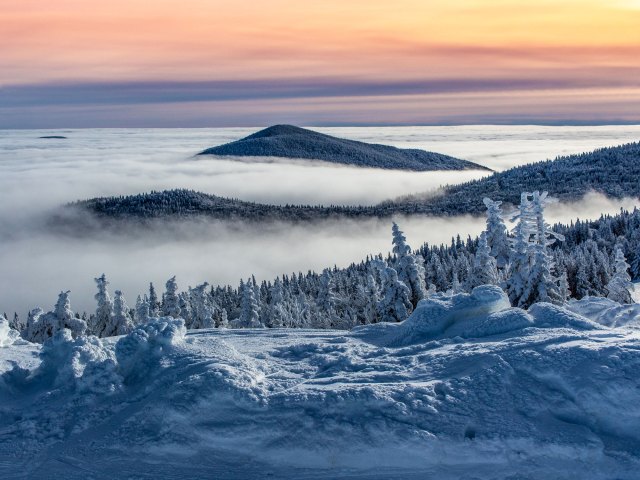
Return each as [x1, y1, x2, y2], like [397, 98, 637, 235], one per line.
[567, 296, 640, 328]
[0, 317, 20, 347]
[1, 295, 640, 478]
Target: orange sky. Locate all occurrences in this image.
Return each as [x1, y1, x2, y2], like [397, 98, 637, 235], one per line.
[1, 0, 639, 126]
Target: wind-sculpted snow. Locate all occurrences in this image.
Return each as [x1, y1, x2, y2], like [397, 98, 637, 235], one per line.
[115, 317, 187, 383]
[567, 296, 640, 328]
[1, 303, 640, 478]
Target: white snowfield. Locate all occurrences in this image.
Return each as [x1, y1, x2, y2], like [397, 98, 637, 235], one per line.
[1, 287, 640, 479]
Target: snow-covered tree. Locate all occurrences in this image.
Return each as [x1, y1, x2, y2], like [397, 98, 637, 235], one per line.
[134, 295, 150, 324]
[391, 222, 427, 307]
[518, 191, 564, 308]
[94, 274, 114, 337]
[108, 290, 135, 336]
[483, 197, 512, 269]
[505, 193, 533, 306]
[24, 291, 86, 343]
[376, 266, 412, 323]
[189, 283, 215, 329]
[148, 282, 160, 317]
[606, 247, 635, 304]
[236, 280, 264, 328]
[467, 232, 499, 289]
[163, 276, 181, 318]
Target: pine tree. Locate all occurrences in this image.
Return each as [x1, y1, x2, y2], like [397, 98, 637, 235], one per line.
[148, 283, 160, 317]
[190, 283, 215, 329]
[606, 247, 635, 304]
[107, 290, 134, 336]
[391, 222, 427, 308]
[163, 276, 182, 318]
[518, 191, 564, 308]
[483, 197, 512, 269]
[134, 295, 150, 324]
[506, 193, 534, 306]
[237, 280, 264, 328]
[94, 274, 114, 337]
[467, 232, 499, 289]
[376, 266, 412, 323]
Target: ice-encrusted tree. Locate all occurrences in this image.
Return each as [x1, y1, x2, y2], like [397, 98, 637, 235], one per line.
[106, 290, 135, 336]
[189, 283, 216, 329]
[236, 280, 264, 328]
[24, 291, 86, 343]
[505, 193, 533, 306]
[163, 276, 181, 318]
[134, 295, 150, 324]
[467, 232, 499, 289]
[518, 191, 564, 308]
[483, 197, 512, 269]
[391, 222, 427, 308]
[606, 247, 635, 304]
[315, 269, 340, 328]
[376, 266, 412, 323]
[94, 274, 114, 337]
[148, 282, 160, 317]
[268, 278, 290, 328]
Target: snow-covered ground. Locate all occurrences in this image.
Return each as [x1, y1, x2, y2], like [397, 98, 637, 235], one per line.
[2, 288, 639, 479]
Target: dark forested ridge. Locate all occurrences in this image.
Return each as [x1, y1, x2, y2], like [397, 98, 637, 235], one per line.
[198, 124, 490, 172]
[68, 142, 640, 224]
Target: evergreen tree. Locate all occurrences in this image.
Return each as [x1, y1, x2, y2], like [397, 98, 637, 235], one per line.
[467, 232, 499, 289]
[107, 290, 135, 336]
[483, 197, 512, 269]
[606, 247, 635, 304]
[134, 295, 150, 324]
[376, 266, 412, 323]
[94, 274, 114, 337]
[148, 282, 160, 317]
[391, 222, 427, 307]
[163, 276, 182, 318]
[236, 280, 264, 328]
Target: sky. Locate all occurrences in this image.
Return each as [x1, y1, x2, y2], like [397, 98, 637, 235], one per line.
[1, 0, 640, 127]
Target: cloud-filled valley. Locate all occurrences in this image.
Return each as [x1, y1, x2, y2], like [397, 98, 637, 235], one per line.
[0, 126, 639, 315]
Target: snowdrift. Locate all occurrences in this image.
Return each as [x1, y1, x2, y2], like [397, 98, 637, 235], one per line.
[1, 294, 640, 479]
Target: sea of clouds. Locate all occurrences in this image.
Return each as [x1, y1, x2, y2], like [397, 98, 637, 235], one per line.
[0, 125, 639, 315]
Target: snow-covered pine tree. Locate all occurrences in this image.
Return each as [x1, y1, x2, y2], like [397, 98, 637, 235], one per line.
[134, 295, 150, 324]
[518, 191, 564, 308]
[106, 290, 135, 336]
[483, 197, 512, 269]
[148, 282, 160, 317]
[94, 274, 114, 337]
[236, 280, 264, 328]
[53, 290, 87, 337]
[163, 276, 181, 318]
[391, 222, 427, 308]
[314, 269, 341, 328]
[189, 283, 216, 329]
[506, 193, 533, 306]
[24, 291, 86, 342]
[606, 247, 635, 304]
[467, 232, 499, 289]
[376, 266, 412, 323]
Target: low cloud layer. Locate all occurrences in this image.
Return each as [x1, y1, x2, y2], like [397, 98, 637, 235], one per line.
[0, 127, 638, 315]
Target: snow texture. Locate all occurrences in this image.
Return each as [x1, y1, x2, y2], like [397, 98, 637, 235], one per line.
[1, 298, 640, 479]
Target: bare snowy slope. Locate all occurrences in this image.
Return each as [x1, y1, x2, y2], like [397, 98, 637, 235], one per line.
[1, 287, 639, 479]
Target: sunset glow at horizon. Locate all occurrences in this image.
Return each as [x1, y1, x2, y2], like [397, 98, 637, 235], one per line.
[1, 0, 639, 127]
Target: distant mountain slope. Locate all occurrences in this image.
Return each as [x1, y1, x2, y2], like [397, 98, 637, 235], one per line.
[198, 124, 490, 171]
[394, 141, 640, 216]
[66, 142, 640, 225]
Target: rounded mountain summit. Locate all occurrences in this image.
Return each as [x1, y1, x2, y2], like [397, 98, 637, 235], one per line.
[198, 125, 491, 172]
